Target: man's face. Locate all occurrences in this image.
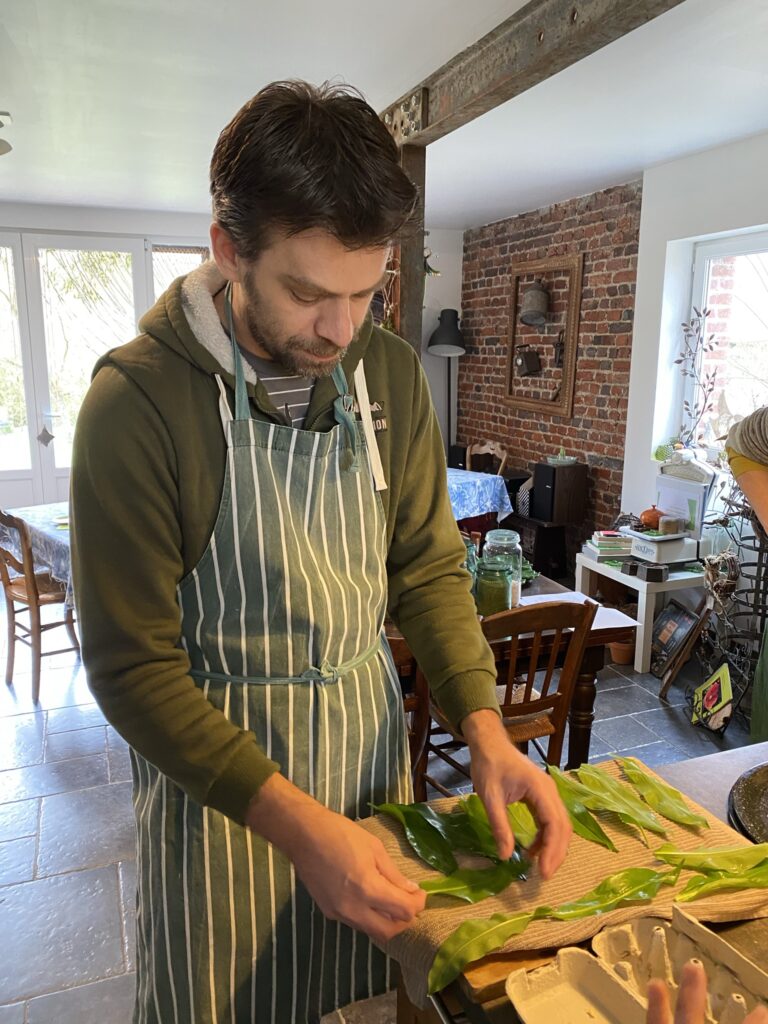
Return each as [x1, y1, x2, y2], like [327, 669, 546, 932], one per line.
[237, 229, 390, 379]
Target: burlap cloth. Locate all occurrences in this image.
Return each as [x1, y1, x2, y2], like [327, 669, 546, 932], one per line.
[358, 760, 768, 1008]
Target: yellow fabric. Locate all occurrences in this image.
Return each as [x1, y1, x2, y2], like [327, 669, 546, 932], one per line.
[726, 445, 766, 478]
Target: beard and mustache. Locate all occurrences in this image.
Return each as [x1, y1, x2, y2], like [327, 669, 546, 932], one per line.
[240, 271, 360, 380]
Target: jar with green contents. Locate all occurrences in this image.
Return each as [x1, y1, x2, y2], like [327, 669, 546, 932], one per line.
[461, 535, 479, 594]
[475, 557, 514, 617]
[482, 529, 522, 607]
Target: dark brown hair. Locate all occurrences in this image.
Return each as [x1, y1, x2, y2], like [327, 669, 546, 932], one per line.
[210, 80, 418, 259]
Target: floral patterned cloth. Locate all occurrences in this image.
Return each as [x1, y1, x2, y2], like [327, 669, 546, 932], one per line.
[1, 501, 72, 604]
[446, 468, 513, 522]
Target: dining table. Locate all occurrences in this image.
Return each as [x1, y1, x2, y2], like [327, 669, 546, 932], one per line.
[0, 500, 72, 603]
[446, 468, 513, 523]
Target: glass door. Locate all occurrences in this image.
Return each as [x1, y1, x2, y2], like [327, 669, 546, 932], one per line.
[0, 232, 44, 506]
[21, 234, 149, 502]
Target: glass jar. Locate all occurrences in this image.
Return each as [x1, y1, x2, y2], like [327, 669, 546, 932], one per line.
[475, 558, 514, 617]
[461, 535, 479, 593]
[482, 530, 522, 607]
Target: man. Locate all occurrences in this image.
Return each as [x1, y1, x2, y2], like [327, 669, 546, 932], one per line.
[647, 962, 767, 1024]
[71, 81, 570, 1024]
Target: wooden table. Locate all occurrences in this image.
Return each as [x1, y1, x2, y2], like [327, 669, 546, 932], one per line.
[397, 743, 768, 1023]
[0, 501, 72, 603]
[575, 554, 705, 674]
[388, 574, 636, 772]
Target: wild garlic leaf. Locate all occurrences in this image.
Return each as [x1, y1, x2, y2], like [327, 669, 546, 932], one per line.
[616, 757, 709, 830]
[420, 858, 529, 904]
[507, 802, 538, 850]
[655, 842, 768, 874]
[576, 764, 667, 837]
[432, 808, 488, 857]
[548, 766, 618, 852]
[676, 861, 768, 902]
[373, 803, 457, 875]
[458, 794, 502, 861]
[427, 912, 534, 994]
[542, 866, 679, 921]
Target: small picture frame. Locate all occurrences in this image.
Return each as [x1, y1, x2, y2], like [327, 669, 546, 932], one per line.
[690, 663, 733, 732]
[650, 599, 700, 678]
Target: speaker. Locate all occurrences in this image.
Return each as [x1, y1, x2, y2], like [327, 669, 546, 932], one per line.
[448, 444, 467, 469]
[531, 462, 587, 525]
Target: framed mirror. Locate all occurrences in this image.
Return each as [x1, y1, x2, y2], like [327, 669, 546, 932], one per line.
[506, 252, 583, 418]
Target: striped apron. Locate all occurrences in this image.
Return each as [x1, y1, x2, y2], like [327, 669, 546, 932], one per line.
[131, 319, 411, 1024]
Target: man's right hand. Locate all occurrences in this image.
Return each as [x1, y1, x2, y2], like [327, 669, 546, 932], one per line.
[647, 961, 768, 1024]
[244, 772, 425, 945]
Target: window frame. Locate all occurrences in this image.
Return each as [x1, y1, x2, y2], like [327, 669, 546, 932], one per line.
[687, 229, 768, 449]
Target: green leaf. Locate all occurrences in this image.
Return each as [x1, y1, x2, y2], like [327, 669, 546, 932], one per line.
[432, 808, 486, 856]
[676, 861, 768, 902]
[655, 842, 768, 874]
[616, 757, 709, 830]
[420, 858, 529, 904]
[373, 803, 457, 875]
[543, 866, 679, 921]
[575, 764, 667, 838]
[427, 912, 534, 994]
[507, 802, 538, 849]
[548, 766, 618, 852]
[458, 794, 502, 861]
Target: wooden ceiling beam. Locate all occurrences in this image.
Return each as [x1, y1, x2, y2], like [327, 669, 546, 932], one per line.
[382, 0, 686, 146]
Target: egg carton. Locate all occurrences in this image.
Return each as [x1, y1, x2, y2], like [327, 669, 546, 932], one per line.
[505, 907, 768, 1024]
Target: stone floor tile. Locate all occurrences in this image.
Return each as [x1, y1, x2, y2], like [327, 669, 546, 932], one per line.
[593, 683, 663, 721]
[0, 712, 45, 771]
[107, 729, 133, 784]
[38, 781, 135, 876]
[0, 754, 108, 803]
[0, 1004, 25, 1024]
[26, 972, 136, 1024]
[45, 725, 106, 763]
[590, 740, 687, 769]
[119, 859, 137, 971]
[0, 796, 39, 840]
[591, 714, 660, 752]
[46, 703, 105, 735]
[326, 989, 396, 1023]
[633, 705, 753, 759]
[0, 835, 36, 886]
[0, 865, 124, 1003]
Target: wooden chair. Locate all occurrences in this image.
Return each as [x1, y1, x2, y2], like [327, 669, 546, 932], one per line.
[466, 440, 508, 476]
[387, 629, 431, 801]
[0, 510, 80, 702]
[422, 599, 597, 795]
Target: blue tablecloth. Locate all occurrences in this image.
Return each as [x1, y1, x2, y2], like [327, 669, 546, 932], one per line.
[1, 501, 72, 603]
[446, 468, 513, 522]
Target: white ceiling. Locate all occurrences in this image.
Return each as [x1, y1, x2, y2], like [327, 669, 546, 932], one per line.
[1, 0, 767, 231]
[428, 0, 768, 227]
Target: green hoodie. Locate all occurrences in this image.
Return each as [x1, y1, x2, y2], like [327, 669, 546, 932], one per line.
[70, 264, 499, 824]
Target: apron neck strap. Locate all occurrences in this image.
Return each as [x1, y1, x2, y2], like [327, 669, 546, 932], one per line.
[224, 282, 252, 422]
[331, 363, 360, 472]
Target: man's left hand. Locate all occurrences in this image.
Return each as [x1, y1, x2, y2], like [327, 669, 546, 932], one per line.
[462, 708, 572, 879]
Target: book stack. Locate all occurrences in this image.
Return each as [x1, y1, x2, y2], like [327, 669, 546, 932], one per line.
[581, 530, 633, 563]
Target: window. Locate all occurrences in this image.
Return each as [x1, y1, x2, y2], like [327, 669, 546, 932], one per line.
[689, 233, 768, 447]
[151, 244, 209, 301]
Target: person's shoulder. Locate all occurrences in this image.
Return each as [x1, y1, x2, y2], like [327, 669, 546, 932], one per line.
[366, 322, 420, 363]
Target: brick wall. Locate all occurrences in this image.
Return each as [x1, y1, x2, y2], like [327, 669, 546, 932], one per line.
[457, 181, 643, 562]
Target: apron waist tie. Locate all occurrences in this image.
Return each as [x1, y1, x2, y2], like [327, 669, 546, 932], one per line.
[189, 635, 382, 687]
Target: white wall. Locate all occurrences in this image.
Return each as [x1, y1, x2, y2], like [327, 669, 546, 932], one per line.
[622, 131, 768, 513]
[0, 201, 211, 240]
[420, 228, 464, 451]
